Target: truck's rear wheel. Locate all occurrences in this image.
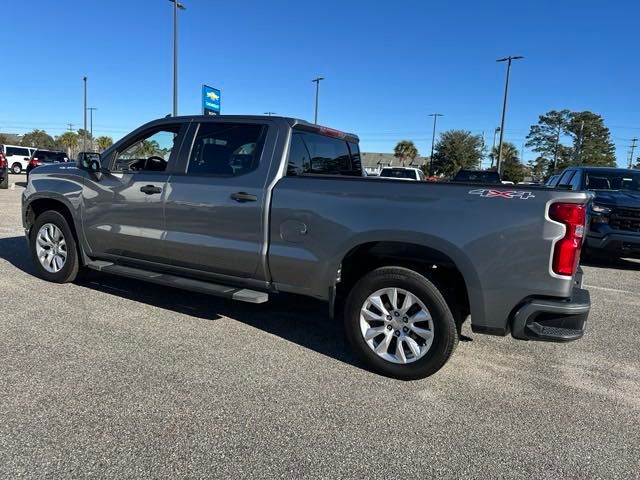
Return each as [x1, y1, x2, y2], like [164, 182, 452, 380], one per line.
[29, 210, 80, 283]
[344, 267, 458, 380]
[11, 163, 22, 174]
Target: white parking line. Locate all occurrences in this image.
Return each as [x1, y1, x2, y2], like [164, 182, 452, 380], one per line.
[584, 284, 636, 294]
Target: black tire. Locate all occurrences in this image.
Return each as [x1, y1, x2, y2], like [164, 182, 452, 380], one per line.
[0, 174, 8, 189]
[344, 266, 458, 380]
[29, 210, 80, 283]
[11, 163, 22, 174]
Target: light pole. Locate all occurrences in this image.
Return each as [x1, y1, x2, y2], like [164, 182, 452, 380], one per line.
[170, 0, 186, 117]
[496, 55, 523, 175]
[629, 138, 638, 169]
[490, 127, 500, 167]
[428, 113, 443, 176]
[312, 77, 324, 124]
[264, 112, 276, 116]
[83, 76, 87, 153]
[87, 107, 97, 142]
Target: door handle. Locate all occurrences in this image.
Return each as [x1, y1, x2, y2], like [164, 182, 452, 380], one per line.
[140, 185, 162, 195]
[230, 192, 257, 202]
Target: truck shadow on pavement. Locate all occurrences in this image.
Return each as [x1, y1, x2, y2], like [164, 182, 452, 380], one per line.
[81, 271, 360, 369]
[0, 235, 360, 371]
[580, 257, 640, 271]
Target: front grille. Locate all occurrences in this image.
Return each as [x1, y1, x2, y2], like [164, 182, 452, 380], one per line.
[609, 207, 640, 233]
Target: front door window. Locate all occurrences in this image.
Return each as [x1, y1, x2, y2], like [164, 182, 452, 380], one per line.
[114, 128, 180, 172]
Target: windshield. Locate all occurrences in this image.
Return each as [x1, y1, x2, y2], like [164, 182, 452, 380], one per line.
[585, 170, 640, 191]
[379, 168, 417, 179]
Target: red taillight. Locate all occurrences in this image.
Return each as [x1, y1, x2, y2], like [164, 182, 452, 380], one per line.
[29, 158, 41, 166]
[549, 202, 586, 276]
[0, 153, 6, 168]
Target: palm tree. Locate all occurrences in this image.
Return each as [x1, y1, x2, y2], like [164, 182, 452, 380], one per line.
[57, 132, 79, 157]
[492, 142, 527, 183]
[95, 136, 113, 151]
[394, 140, 419, 167]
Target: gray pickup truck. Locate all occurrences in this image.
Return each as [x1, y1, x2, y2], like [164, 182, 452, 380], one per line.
[22, 115, 591, 379]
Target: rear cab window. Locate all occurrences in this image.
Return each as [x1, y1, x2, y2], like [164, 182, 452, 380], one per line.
[287, 128, 362, 177]
[557, 170, 575, 188]
[34, 151, 69, 163]
[453, 170, 501, 184]
[380, 168, 418, 180]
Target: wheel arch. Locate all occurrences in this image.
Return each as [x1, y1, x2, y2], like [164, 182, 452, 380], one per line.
[331, 239, 481, 328]
[25, 196, 83, 263]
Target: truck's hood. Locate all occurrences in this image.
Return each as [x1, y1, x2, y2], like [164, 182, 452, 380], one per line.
[592, 190, 640, 209]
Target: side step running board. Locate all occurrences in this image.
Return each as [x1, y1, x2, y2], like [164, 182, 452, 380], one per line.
[86, 261, 269, 304]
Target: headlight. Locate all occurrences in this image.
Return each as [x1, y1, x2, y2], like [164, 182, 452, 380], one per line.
[591, 204, 612, 214]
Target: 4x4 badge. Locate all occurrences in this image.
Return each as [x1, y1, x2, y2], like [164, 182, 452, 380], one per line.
[468, 189, 535, 200]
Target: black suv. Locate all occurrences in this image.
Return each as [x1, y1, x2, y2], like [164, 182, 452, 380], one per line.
[27, 150, 69, 176]
[554, 166, 640, 259]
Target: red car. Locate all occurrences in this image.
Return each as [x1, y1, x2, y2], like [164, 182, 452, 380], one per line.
[0, 151, 8, 189]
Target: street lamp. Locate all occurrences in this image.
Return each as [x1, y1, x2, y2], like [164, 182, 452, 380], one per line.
[428, 113, 443, 176]
[490, 126, 500, 167]
[169, 0, 186, 117]
[312, 77, 324, 124]
[264, 112, 276, 116]
[496, 55, 524, 175]
[83, 76, 87, 153]
[87, 107, 97, 140]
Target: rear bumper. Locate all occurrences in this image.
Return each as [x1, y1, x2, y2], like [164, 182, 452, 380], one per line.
[511, 286, 591, 342]
[585, 232, 640, 258]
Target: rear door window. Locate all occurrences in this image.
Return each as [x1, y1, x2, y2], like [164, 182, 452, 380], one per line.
[187, 123, 266, 176]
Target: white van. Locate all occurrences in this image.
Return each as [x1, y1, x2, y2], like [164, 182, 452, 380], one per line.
[0, 144, 35, 174]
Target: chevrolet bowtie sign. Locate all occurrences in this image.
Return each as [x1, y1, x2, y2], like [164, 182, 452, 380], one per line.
[202, 84, 221, 116]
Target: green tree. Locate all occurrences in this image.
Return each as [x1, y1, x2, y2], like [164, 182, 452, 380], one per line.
[492, 142, 527, 183]
[393, 140, 418, 166]
[0, 133, 8, 144]
[77, 128, 92, 139]
[21, 129, 56, 149]
[567, 111, 615, 167]
[526, 109, 616, 175]
[432, 130, 484, 177]
[57, 132, 79, 156]
[525, 110, 571, 170]
[95, 136, 113, 151]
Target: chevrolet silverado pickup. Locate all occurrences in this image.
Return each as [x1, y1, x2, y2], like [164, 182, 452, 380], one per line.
[22, 115, 591, 380]
[553, 166, 640, 260]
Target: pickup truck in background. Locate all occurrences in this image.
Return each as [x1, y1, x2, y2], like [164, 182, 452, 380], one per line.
[22, 115, 591, 379]
[553, 166, 640, 260]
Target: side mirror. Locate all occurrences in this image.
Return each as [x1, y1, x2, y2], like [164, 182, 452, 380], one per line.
[89, 159, 103, 181]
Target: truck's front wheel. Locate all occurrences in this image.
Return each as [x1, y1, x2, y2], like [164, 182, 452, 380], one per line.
[29, 210, 80, 283]
[344, 267, 458, 380]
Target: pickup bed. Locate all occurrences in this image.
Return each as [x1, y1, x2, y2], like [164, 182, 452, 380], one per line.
[22, 115, 591, 379]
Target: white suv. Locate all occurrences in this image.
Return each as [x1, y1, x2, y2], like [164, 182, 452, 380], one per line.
[0, 144, 35, 174]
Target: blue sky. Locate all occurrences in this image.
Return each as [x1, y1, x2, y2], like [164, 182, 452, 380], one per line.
[2, 0, 639, 167]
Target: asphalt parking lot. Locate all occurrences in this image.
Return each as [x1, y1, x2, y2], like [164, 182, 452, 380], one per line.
[1, 178, 639, 479]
